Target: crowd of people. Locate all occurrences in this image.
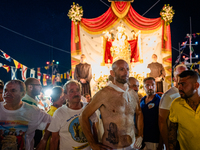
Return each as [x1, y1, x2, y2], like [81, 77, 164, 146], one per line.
[0, 56, 200, 150]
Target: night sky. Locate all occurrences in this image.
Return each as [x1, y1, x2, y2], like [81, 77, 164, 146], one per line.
[0, 0, 199, 83]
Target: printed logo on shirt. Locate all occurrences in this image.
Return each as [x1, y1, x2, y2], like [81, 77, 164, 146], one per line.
[148, 103, 155, 109]
[67, 114, 80, 122]
[68, 116, 88, 143]
[0, 120, 28, 150]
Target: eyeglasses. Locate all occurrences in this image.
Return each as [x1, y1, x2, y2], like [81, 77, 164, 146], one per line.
[31, 84, 41, 87]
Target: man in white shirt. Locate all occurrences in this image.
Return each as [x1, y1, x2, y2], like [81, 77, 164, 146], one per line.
[48, 80, 97, 150]
[0, 80, 51, 150]
[159, 64, 187, 150]
[22, 77, 44, 148]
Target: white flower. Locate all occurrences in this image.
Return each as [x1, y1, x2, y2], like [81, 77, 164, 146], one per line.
[160, 4, 174, 25]
[68, 3, 83, 22]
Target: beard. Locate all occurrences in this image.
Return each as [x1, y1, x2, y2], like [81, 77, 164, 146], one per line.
[146, 89, 155, 96]
[179, 89, 195, 99]
[32, 88, 41, 96]
[115, 74, 128, 84]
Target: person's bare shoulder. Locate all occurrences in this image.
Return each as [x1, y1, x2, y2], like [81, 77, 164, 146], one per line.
[101, 86, 114, 93]
[92, 86, 115, 103]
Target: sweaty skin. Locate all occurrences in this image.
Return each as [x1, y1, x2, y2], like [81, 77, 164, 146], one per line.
[100, 86, 137, 148]
[80, 85, 141, 149]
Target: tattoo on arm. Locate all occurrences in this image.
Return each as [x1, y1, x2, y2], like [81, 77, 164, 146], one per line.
[106, 122, 119, 144]
[168, 121, 178, 150]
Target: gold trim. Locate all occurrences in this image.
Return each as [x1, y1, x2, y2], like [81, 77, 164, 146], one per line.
[163, 55, 172, 60]
[163, 61, 171, 66]
[101, 36, 107, 66]
[164, 66, 172, 74]
[162, 55, 172, 66]
[71, 50, 81, 56]
[74, 24, 79, 43]
[71, 65, 76, 68]
[165, 76, 171, 84]
[139, 59, 143, 63]
[162, 48, 172, 54]
[111, 2, 131, 19]
[80, 11, 162, 35]
[71, 57, 80, 63]
[163, 22, 168, 41]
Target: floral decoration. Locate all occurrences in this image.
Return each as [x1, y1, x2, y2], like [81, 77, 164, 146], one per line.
[68, 2, 83, 25]
[160, 4, 175, 25]
[94, 75, 109, 93]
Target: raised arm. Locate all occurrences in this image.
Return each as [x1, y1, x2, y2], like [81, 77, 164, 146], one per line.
[168, 121, 178, 150]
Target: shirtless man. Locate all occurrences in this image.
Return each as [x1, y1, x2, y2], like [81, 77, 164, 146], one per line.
[80, 59, 143, 150]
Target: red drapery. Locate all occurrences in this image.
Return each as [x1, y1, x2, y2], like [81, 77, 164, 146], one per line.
[71, 22, 81, 56]
[128, 39, 139, 62]
[124, 6, 162, 30]
[81, 7, 118, 33]
[112, 2, 130, 14]
[104, 39, 113, 64]
[71, 1, 171, 65]
[161, 22, 171, 52]
[80, 2, 163, 33]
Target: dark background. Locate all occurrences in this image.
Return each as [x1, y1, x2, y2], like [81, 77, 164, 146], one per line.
[0, 0, 199, 84]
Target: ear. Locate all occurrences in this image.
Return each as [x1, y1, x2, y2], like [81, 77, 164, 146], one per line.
[110, 70, 115, 78]
[195, 82, 199, 89]
[21, 91, 26, 98]
[64, 93, 68, 100]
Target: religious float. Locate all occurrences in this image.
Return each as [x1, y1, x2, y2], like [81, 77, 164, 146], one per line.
[68, 1, 174, 96]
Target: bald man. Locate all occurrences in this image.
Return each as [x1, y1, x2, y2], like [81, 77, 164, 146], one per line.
[128, 77, 143, 101]
[80, 59, 143, 150]
[129, 77, 139, 93]
[22, 77, 43, 148]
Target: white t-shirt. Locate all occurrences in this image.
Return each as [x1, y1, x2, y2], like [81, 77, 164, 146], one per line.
[159, 87, 180, 110]
[0, 102, 51, 150]
[48, 102, 97, 150]
[81, 96, 87, 103]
